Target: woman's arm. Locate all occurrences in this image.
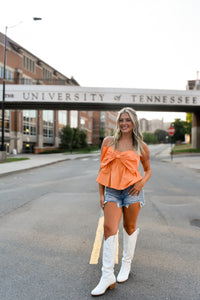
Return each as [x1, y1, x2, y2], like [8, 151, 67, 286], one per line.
[100, 136, 114, 154]
[99, 136, 114, 208]
[99, 183, 105, 209]
[129, 142, 151, 196]
[98, 136, 114, 209]
[140, 142, 152, 186]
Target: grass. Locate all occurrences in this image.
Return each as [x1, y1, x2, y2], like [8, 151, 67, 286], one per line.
[0, 157, 30, 164]
[172, 143, 200, 154]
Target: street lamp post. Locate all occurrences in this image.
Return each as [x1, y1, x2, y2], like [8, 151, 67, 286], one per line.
[0, 26, 8, 161]
[0, 18, 42, 161]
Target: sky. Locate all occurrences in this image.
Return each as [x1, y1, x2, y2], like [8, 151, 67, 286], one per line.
[1, 0, 200, 122]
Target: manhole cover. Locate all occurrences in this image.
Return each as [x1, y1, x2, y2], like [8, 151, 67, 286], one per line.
[190, 219, 200, 228]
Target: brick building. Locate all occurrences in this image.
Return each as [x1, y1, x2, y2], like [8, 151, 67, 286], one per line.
[92, 111, 117, 146]
[0, 32, 116, 153]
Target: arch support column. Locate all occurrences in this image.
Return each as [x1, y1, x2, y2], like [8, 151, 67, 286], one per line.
[192, 112, 200, 149]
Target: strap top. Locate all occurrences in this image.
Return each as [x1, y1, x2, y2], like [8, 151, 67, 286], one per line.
[96, 146, 142, 190]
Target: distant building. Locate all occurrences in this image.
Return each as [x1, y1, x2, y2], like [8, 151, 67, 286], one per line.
[187, 79, 200, 90]
[0, 32, 117, 153]
[139, 118, 149, 132]
[186, 77, 200, 148]
[140, 118, 171, 133]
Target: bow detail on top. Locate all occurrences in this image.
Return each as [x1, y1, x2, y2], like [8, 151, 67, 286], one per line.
[100, 147, 140, 175]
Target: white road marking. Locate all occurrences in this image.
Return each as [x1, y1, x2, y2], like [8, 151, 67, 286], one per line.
[90, 216, 119, 264]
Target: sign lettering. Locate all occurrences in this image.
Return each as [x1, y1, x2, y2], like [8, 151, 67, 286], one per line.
[1, 85, 200, 111]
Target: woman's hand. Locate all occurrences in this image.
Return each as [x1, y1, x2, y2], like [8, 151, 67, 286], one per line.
[100, 194, 105, 209]
[128, 181, 144, 196]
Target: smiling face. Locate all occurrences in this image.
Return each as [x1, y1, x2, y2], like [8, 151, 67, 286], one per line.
[118, 112, 134, 134]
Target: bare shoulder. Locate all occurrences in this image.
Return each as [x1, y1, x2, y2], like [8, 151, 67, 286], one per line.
[140, 142, 150, 159]
[102, 136, 114, 148]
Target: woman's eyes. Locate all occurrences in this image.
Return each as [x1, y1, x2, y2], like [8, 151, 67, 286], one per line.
[119, 119, 131, 122]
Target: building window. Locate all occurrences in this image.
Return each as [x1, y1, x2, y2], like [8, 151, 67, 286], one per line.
[70, 111, 78, 128]
[22, 78, 32, 85]
[43, 68, 52, 82]
[0, 110, 10, 132]
[80, 118, 85, 130]
[0, 67, 13, 81]
[43, 111, 54, 137]
[7, 70, 13, 81]
[23, 55, 35, 73]
[23, 110, 37, 135]
[58, 111, 67, 131]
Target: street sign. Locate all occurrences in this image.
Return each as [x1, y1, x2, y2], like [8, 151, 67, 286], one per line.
[168, 126, 175, 136]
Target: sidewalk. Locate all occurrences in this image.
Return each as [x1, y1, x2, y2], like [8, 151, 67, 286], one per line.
[0, 151, 100, 177]
[156, 145, 200, 171]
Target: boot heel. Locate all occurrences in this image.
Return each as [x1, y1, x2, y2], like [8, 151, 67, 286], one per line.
[108, 283, 116, 290]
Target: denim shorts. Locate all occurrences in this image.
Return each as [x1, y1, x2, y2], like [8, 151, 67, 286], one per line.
[104, 185, 145, 208]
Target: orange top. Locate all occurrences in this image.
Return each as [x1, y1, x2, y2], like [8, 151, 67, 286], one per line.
[96, 146, 142, 190]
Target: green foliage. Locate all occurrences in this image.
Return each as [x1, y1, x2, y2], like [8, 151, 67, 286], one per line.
[171, 119, 189, 142]
[110, 128, 114, 136]
[186, 113, 192, 123]
[79, 130, 88, 148]
[182, 120, 192, 136]
[59, 125, 88, 150]
[154, 129, 169, 143]
[72, 128, 81, 149]
[100, 126, 105, 138]
[142, 132, 158, 144]
[59, 125, 73, 149]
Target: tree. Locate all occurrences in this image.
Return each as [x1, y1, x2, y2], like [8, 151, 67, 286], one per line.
[186, 113, 192, 123]
[142, 132, 158, 144]
[60, 126, 88, 150]
[72, 128, 81, 149]
[171, 119, 185, 143]
[79, 130, 88, 148]
[100, 126, 105, 138]
[185, 113, 192, 142]
[154, 129, 169, 143]
[59, 125, 73, 150]
[110, 128, 114, 136]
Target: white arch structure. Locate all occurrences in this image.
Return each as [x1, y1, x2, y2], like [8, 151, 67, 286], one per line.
[1, 85, 200, 148]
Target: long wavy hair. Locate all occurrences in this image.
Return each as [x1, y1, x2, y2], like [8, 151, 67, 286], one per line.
[114, 107, 143, 154]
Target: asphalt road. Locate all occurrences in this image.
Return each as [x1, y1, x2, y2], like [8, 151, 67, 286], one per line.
[0, 145, 199, 300]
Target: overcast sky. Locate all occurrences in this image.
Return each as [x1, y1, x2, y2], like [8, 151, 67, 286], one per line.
[1, 0, 199, 122]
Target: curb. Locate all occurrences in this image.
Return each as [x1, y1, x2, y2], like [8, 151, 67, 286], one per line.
[0, 152, 100, 178]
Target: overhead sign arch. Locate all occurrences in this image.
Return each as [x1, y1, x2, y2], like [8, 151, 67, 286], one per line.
[1, 85, 200, 112]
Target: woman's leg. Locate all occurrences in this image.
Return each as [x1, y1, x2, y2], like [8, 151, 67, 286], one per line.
[123, 202, 141, 235]
[91, 202, 122, 296]
[104, 202, 123, 239]
[117, 202, 141, 283]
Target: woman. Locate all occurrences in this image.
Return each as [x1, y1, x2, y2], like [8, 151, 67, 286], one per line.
[91, 107, 151, 297]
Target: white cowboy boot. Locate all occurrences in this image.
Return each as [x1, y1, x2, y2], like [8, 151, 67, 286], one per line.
[117, 228, 140, 283]
[91, 234, 117, 296]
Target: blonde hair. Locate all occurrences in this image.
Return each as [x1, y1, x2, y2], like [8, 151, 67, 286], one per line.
[114, 107, 143, 154]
